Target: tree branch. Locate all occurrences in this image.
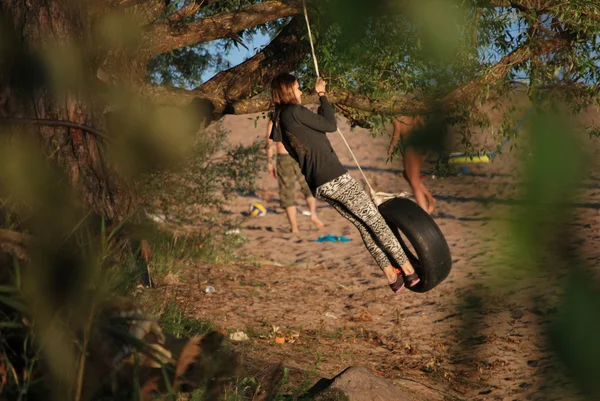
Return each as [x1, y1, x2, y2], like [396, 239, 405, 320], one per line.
[140, 16, 308, 117]
[138, 33, 571, 120]
[140, 84, 427, 116]
[482, 0, 555, 10]
[111, 0, 149, 7]
[141, 0, 302, 57]
[441, 35, 568, 107]
[195, 17, 307, 109]
[167, 0, 219, 23]
[0, 228, 32, 260]
[482, 0, 600, 21]
[132, 0, 166, 25]
[0, 229, 32, 246]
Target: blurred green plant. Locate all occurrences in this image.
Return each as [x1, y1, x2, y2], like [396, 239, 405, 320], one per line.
[159, 300, 213, 340]
[0, 133, 243, 400]
[136, 121, 264, 226]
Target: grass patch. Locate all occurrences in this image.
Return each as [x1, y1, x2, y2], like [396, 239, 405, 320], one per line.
[148, 227, 247, 285]
[239, 280, 266, 287]
[159, 299, 214, 339]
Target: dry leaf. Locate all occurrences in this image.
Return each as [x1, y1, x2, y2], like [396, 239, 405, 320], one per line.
[175, 337, 202, 379]
[162, 272, 180, 285]
[140, 376, 160, 401]
[350, 310, 373, 322]
[124, 344, 173, 368]
[0, 356, 7, 390]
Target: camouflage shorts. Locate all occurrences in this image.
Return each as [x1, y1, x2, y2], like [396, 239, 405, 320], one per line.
[276, 154, 312, 208]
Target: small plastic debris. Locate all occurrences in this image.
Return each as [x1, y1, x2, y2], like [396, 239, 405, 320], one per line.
[225, 228, 240, 235]
[324, 312, 338, 319]
[204, 286, 215, 294]
[146, 212, 167, 223]
[275, 337, 286, 344]
[301, 210, 312, 216]
[315, 235, 352, 243]
[229, 331, 249, 342]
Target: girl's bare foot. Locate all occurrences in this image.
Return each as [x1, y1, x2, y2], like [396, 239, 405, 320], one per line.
[310, 216, 325, 230]
[396, 263, 420, 288]
[424, 190, 436, 214]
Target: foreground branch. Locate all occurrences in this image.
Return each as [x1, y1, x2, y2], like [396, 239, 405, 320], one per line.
[0, 229, 32, 261]
[0, 229, 32, 246]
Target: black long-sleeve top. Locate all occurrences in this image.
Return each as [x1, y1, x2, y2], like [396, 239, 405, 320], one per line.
[270, 96, 347, 194]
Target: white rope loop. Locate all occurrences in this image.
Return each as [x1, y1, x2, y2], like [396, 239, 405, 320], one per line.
[301, 0, 378, 198]
[302, 0, 320, 77]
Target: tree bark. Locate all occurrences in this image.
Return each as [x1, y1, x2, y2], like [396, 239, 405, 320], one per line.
[140, 33, 569, 118]
[141, 0, 303, 57]
[0, 0, 133, 221]
[196, 16, 309, 113]
[440, 36, 568, 107]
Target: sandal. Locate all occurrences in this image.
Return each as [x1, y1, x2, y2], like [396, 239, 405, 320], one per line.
[404, 272, 421, 288]
[388, 270, 405, 293]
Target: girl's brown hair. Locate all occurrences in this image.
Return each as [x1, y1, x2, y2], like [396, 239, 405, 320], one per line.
[271, 73, 299, 106]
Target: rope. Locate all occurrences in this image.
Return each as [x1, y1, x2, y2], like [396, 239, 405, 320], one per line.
[303, 0, 320, 78]
[302, 0, 394, 203]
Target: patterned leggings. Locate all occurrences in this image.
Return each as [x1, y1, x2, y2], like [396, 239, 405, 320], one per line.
[316, 173, 408, 270]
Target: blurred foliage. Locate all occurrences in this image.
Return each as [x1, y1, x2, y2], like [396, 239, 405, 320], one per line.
[136, 121, 264, 225]
[512, 106, 586, 265]
[2, 0, 600, 399]
[0, 144, 243, 399]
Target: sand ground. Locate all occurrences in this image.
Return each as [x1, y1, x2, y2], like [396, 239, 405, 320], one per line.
[154, 110, 600, 400]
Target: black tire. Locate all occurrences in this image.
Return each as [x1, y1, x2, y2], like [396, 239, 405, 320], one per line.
[378, 197, 452, 293]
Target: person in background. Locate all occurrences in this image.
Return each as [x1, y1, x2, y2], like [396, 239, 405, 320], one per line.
[266, 118, 325, 233]
[387, 116, 436, 214]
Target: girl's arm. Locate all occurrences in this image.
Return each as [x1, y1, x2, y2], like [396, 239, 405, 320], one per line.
[293, 96, 337, 132]
[266, 120, 276, 179]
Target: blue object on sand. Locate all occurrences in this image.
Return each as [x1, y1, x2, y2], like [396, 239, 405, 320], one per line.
[315, 235, 352, 243]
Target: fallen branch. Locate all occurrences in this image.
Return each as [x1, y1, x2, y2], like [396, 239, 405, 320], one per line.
[0, 229, 32, 246]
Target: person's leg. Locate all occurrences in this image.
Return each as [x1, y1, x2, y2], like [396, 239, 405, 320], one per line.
[317, 174, 419, 288]
[305, 196, 324, 229]
[284, 206, 299, 233]
[396, 116, 435, 214]
[294, 163, 324, 229]
[403, 148, 435, 213]
[277, 155, 299, 233]
[321, 196, 400, 284]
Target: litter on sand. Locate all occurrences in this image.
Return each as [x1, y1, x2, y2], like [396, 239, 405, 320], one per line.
[315, 235, 352, 243]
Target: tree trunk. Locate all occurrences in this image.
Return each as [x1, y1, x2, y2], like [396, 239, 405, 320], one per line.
[0, 0, 134, 221]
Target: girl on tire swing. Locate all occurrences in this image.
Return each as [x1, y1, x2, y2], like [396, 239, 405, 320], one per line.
[269, 72, 420, 293]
